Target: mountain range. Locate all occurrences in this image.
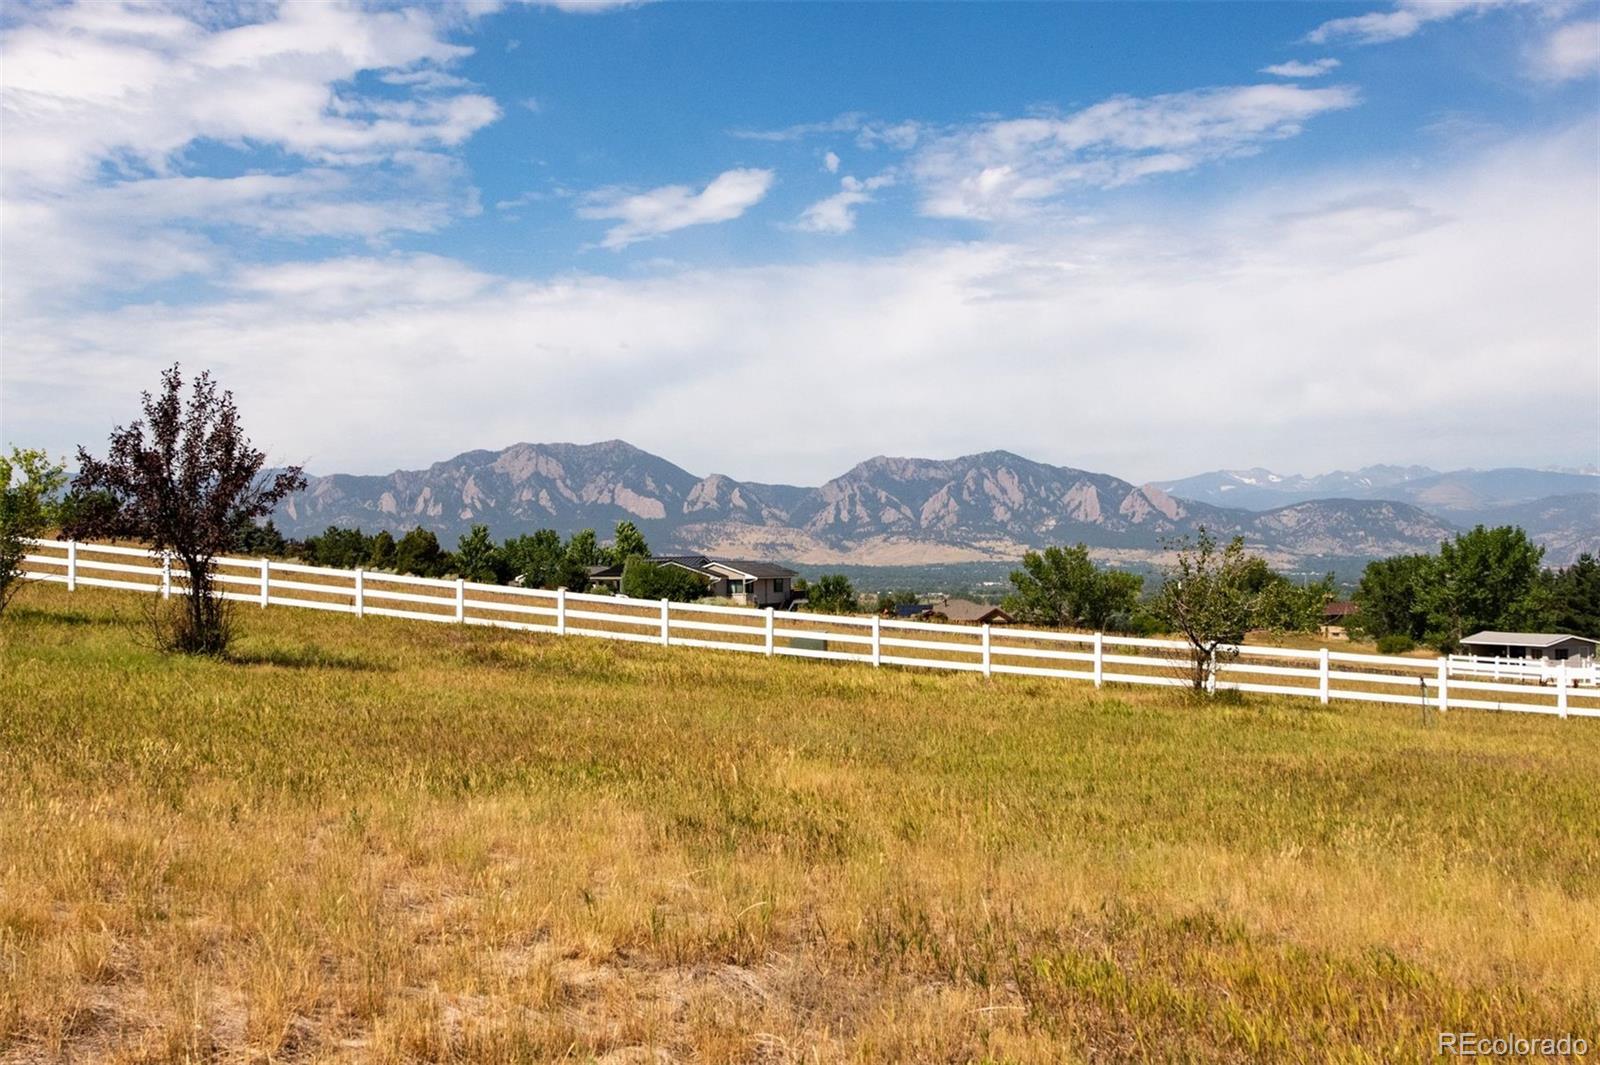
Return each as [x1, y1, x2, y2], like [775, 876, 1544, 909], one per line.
[1158, 465, 1600, 517]
[270, 442, 1599, 567]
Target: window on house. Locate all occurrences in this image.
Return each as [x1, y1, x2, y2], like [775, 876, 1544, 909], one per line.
[772, 579, 785, 593]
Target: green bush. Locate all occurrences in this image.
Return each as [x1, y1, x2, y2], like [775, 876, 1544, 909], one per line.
[1376, 634, 1416, 655]
[620, 558, 708, 602]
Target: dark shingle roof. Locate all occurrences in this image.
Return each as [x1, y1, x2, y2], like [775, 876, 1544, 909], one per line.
[707, 559, 798, 579]
[936, 598, 1015, 624]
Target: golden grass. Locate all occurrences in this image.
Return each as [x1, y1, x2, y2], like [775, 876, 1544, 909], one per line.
[2, 584, 1598, 1063]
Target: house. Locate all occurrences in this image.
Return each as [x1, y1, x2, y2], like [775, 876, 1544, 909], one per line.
[1322, 601, 1358, 626]
[932, 598, 1015, 625]
[1458, 631, 1598, 666]
[586, 555, 798, 607]
[1321, 600, 1358, 637]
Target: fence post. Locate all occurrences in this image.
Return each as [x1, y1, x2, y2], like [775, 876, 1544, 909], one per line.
[260, 559, 270, 607]
[981, 623, 992, 678]
[161, 552, 172, 599]
[871, 616, 882, 667]
[455, 578, 465, 623]
[66, 541, 77, 592]
[765, 606, 775, 657]
[1319, 647, 1330, 705]
[1437, 658, 1449, 713]
[660, 598, 670, 646]
[1557, 661, 1569, 719]
[354, 568, 364, 619]
[1093, 632, 1104, 688]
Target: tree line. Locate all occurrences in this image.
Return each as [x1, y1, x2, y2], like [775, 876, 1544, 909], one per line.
[1001, 538, 1336, 638]
[280, 519, 718, 601]
[273, 519, 643, 588]
[1351, 526, 1598, 651]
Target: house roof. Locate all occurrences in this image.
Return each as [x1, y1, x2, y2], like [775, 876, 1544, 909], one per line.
[1460, 631, 1598, 649]
[603, 555, 797, 581]
[936, 598, 1015, 624]
[1323, 600, 1358, 617]
[707, 559, 798, 579]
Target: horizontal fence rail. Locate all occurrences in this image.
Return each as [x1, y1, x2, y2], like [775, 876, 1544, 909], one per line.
[18, 539, 1598, 721]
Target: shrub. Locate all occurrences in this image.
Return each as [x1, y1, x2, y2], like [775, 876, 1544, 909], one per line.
[0, 447, 67, 615]
[1376, 634, 1416, 655]
[620, 558, 708, 602]
[806, 574, 858, 614]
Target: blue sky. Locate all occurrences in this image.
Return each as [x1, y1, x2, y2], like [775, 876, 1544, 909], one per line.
[1, 1, 1597, 484]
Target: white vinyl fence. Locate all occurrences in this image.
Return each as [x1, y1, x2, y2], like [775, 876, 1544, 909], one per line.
[1446, 653, 1598, 686]
[19, 538, 1599, 721]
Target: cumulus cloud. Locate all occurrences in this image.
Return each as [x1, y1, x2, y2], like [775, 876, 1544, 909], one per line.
[1533, 19, 1600, 81]
[910, 83, 1358, 220]
[1261, 58, 1341, 78]
[824, 151, 841, 173]
[577, 168, 775, 249]
[0, 1, 499, 312]
[795, 173, 895, 234]
[6, 126, 1594, 483]
[0, 2, 495, 189]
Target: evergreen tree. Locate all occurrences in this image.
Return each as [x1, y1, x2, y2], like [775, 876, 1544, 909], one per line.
[366, 530, 397, 570]
[455, 524, 504, 583]
[1550, 553, 1600, 639]
[611, 520, 650, 562]
[394, 528, 448, 578]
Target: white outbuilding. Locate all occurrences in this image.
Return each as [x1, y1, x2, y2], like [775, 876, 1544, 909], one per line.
[1458, 631, 1597, 666]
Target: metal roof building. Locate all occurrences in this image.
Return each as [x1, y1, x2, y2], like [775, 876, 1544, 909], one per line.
[1459, 631, 1597, 663]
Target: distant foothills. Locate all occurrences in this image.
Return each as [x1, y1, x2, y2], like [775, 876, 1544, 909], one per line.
[272, 440, 1600, 569]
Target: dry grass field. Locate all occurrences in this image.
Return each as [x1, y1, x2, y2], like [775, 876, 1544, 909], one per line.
[2, 583, 1598, 1063]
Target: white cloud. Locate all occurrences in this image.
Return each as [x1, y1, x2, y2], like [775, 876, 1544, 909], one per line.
[731, 113, 866, 142]
[0, 1, 499, 313]
[795, 173, 895, 234]
[1533, 19, 1600, 81]
[6, 126, 1594, 484]
[577, 168, 775, 249]
[824, 151, 841, 173]
[910, 83, 1359, 220]
[1261, 58, 1342, 78]
[0, 2, 495, 190]
[538, 0, 645, 13]
[732, 113, 921, 150]
[1306, 0, 1530, 45]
